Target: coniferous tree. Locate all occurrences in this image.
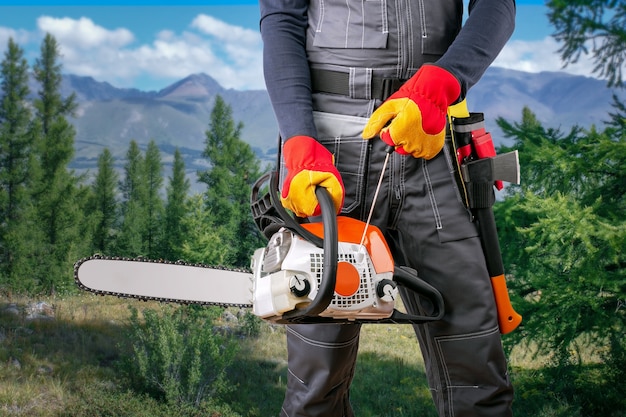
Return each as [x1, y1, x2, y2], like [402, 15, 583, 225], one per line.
[0, 38, 39, 292]
[181, 194, 228, 265]
[117, 140, 147, 256]
[198, 95, 263, 267]
[31, 33, 83, 293]
[495, 107, 625, 382]
[548, 0, 625, 87]
[88, 148, 119, 254]
[143, 140, 164, 258]
[162, 148, 190, 260]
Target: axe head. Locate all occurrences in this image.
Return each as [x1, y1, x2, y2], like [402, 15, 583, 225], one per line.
[461, 150, 520, 185]
[492, 150, 520, 185]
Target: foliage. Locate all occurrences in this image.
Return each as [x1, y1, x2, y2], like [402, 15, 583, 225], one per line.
[0, 38, 38, 293]
[25, 33, 86, 294]
[180, 194, 230, 265]
[87, 148, 119, 255]
[198, 95, 265, 267]
[494, 108, 625, 412]
[607, 93, 626, 130]
[143, 140, 164, 258]
[124, 304, 238, 408]
[161, 148, 190, 261]
[238, 309, 262, 338]
[2, 296, 625, 416]
[548, 0, 626, 87]
[0, 35, 264, 292]
[116, 140, 148, 257]
[511, 361, 626, 417]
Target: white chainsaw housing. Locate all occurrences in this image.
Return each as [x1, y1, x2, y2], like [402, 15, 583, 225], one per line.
[251, 227, 398, 322]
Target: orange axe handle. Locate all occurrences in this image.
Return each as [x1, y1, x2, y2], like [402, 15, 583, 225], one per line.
[491, 273, 522, 334]
[475, 207, 522, 335]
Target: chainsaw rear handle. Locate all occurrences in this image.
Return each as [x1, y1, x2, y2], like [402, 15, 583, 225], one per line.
[391, 266, 445, 323]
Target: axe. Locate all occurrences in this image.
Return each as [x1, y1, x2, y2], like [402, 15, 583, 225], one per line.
[461, 151, 522, 334]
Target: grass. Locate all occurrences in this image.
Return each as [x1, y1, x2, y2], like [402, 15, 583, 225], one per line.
[1, 295, 623, 417]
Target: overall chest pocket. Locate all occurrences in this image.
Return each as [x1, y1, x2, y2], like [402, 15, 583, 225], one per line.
[419, 0, 462, 56]
[313, 111, 370, 215]
[312, 0, 388, 49]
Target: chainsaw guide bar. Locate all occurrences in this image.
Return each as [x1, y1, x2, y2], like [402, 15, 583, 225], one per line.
[74, 254, 254, 308]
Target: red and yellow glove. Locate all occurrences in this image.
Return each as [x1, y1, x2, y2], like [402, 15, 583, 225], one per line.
[362, 64, 461, 159]
[281, 135, 345, 218]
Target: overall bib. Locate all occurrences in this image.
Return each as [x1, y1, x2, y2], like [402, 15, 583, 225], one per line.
[280, 1, 514, 416]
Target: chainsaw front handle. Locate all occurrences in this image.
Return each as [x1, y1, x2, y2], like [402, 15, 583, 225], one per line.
[281, 186, 338, 322]
[251, 170, 340, 321]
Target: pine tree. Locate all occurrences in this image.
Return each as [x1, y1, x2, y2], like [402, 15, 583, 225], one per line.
[0, 38, 38, 292]
[548, 0, 626, 87]
[143, 140, 164, 258]
[162, 148, 190, 260]
[495, 107, 625, 372]
[31, 33, 83, 294]
[181, 194, 229, 265]
[198, 95, 263, 267]
[117, 140, 147, 256]
[88, 148, 119, 254]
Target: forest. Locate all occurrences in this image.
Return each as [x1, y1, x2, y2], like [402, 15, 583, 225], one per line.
[0, 34, 265, 297]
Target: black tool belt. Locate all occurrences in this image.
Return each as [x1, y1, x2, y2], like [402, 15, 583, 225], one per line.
[310, 68, 406, 101]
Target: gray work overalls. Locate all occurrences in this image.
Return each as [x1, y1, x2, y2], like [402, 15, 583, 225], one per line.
[280, 1, 514, 416]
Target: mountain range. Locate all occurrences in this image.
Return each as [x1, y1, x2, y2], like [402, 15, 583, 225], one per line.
[52, 67, 624, 190]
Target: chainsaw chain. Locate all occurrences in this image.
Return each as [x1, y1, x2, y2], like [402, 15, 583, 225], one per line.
[73, 254, 253, 307]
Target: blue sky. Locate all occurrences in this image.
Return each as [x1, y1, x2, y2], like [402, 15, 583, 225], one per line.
[0, 0, 596, 92]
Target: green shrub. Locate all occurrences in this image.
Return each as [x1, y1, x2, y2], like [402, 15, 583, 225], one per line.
[239, 310, 262, 338]
[124, 304, 238, 408]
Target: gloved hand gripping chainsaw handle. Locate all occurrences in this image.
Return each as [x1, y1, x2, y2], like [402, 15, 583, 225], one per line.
[250, 170, 445, 325]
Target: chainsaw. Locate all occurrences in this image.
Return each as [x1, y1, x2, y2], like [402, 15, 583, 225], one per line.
[75, 169, 445, 325]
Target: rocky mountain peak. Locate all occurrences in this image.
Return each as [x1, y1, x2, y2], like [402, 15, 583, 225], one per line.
[157, 73, 224, 99]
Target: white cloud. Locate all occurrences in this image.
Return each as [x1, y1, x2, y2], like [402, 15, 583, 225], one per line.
[37, 16, 134, 49]
[5, 15, 614, 92]
[191, 14, 259, 46]
[494, 37, 597, 78]
[29, 14, 264, 91]
[0, 27, 33, 56]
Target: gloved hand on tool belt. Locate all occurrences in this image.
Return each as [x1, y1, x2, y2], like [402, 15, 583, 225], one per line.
[362, 64, 461, 159]
[281, 135, 345, 218]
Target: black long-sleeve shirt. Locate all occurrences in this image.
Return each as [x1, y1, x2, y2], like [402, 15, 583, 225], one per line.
[260, 0, 516, 140]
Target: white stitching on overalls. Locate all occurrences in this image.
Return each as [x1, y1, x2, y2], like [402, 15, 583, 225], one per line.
[359, 0, 365, 48]
[405, 0, 414, 70]
[423, 159, 443, 230]
[395, 0, 405, 76]
[287, 368, 305, 385]
[365, 68, 372, 100]
[316, 0, 325, 33]
[344, 0, 350, 48]
[349, 67, 356, 98]
[381, 0, 389, 34]
[433, 326, 501, 417]
[418, 0, 427, 39]
[286, 326, 360, 349]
